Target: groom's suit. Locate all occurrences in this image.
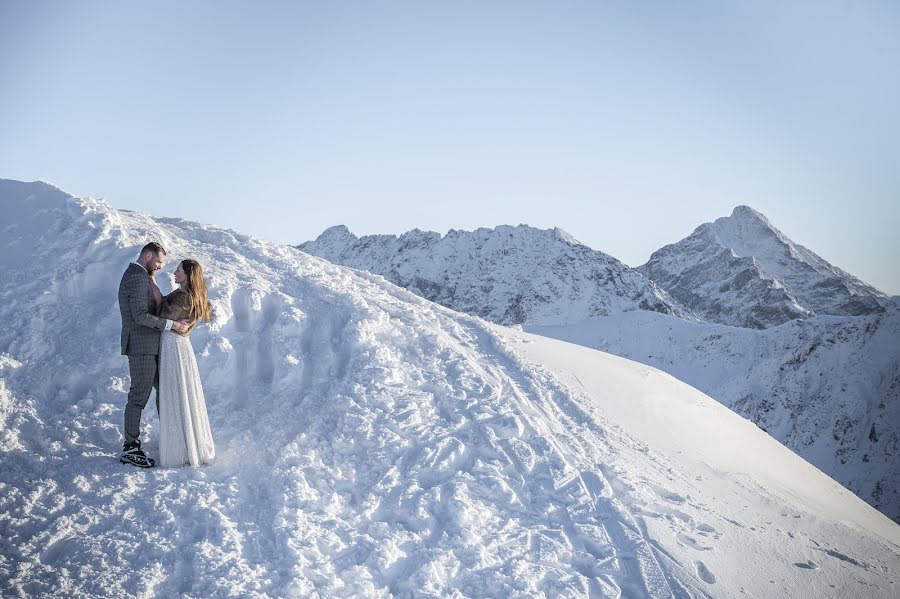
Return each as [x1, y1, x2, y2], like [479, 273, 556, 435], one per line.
[117, 263, 171, 444]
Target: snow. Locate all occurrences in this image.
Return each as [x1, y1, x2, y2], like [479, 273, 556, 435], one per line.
[526, 310, 900, 523]
[513, 331, 900, 596]
[1, 179, 899, 598]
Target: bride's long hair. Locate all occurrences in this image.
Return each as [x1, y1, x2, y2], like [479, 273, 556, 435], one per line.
[181, 259, 214, 323]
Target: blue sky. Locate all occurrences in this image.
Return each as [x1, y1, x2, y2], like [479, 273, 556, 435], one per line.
[2, 1, 899, 294]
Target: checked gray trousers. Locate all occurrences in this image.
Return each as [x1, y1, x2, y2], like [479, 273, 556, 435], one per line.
[118, 262, 168, 445]
[124, 354, 160, 444]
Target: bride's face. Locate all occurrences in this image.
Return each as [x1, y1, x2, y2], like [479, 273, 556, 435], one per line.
[174, 263, 186, 285]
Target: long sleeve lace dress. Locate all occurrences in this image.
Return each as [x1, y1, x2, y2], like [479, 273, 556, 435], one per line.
[157, 289, 215, 467]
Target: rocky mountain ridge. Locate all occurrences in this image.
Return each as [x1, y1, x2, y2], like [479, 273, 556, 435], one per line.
[639, 206, 888, 328]
[300, 224, 691, 326]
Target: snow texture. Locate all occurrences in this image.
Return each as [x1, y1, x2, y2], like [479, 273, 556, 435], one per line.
[1, 179, 899, 598]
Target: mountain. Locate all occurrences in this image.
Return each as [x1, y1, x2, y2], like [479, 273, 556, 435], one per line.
[299, 211, 898, 522]
[2, 178, 898, 598]
[299, 224, 691, 326]
[528, 308, 900, 523]
[638, 206, 889, 329]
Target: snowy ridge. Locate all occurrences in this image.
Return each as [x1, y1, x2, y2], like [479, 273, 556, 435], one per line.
[1, 179, 898, 597]
[299, 224, 691, 326]
[299, 212, 898, 523]
[639, 206, 888, 329]
[528, 310, 900, 523]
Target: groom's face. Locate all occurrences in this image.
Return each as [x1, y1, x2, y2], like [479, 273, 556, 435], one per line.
[144, 251, 165, 273]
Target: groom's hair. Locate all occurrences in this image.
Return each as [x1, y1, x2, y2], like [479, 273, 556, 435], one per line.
[139, 242, 166, 257]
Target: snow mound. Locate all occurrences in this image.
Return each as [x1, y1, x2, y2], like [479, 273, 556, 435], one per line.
[1, 180, 898, 598]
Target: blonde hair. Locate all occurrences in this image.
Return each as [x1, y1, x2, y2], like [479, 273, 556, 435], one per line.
[181, 259, 214, 323]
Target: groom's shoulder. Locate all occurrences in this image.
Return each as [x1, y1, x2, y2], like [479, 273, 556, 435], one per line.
[120, 263, 145, 283]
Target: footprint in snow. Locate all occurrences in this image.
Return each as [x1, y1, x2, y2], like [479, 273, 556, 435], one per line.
[677, 533, 713, 551]
[794, 560, 819, 569]
[695, 560, 716, 584]
[645, 480, 686, 504]
[818, 548, 868, 569]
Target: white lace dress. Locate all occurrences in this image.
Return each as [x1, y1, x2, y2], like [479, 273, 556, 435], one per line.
[158, 294, 215, 467]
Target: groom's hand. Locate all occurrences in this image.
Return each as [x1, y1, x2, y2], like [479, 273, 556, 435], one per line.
[172, 320, 189, 333]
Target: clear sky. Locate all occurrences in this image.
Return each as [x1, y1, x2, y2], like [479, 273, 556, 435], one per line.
[2, 1, 899, 294]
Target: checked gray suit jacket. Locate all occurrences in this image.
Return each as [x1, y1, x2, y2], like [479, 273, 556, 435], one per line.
[118, 263, 168, 355]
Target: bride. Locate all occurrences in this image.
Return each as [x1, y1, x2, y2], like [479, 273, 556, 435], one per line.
[155, 259, 215, 467]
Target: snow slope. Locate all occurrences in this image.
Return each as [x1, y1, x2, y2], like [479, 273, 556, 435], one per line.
[1, 180, 898, 598]
[639, 206, 888, 329]
[299, 224, 689, 326]
[299, 212, 898, 524]
[528, 309, 900, 523]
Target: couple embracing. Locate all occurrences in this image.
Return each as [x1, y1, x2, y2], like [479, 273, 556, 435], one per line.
[117, 242, 215, 468]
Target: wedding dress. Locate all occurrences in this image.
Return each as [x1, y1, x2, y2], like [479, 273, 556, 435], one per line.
[158, 290, 215, 467]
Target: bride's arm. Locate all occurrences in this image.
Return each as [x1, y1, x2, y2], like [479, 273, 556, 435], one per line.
[159, 289, 192, 333]
[163, 291, 196, 332]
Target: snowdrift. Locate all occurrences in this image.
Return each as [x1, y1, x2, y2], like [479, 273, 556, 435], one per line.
[1, 180, 898, 598]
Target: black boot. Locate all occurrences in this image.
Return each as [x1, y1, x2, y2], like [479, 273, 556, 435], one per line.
[120, 440, 156, 468]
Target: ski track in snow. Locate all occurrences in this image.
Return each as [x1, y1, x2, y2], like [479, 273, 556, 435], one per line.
[1, 182, 898, 598]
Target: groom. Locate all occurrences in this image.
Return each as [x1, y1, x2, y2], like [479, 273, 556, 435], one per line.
[117, 242, 189, 468]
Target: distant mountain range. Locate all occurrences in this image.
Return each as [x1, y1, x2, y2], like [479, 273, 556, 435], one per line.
[302, 207, 887, 330]
[300, 224, 691, 326]
[299, 209, 899, 522]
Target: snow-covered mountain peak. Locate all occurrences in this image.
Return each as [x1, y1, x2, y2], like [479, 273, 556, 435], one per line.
[301, 223, 690, 326]
[317, 223, 354, 240]
[640, 206, 887, 328]
[8, 178, 70, 196]
[315, 224, 586, 249]
[705, 205, 805, 263]
[451, 224, 584, 251]
[550, 226, 582, 246]
[724, 204, 774, 226]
